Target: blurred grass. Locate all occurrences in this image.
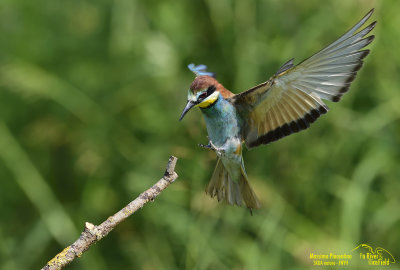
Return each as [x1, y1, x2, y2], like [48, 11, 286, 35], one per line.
[0, 0, 399, 269]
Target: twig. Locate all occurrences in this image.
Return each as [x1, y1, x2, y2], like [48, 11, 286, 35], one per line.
[42, 156, 179, 270]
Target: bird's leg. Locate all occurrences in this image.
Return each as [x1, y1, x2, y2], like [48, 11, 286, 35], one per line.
[208, 139, 224, 153]
[208, 137, 225, 156]
[198, 137, 225, 156]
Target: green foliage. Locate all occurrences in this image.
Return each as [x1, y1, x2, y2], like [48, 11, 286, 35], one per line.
[0, 0, 399, 269]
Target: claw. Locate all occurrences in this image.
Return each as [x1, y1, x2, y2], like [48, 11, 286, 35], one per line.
[198, 143, 212, 149]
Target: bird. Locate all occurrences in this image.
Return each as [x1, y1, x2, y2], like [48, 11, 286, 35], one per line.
[179, 9, 376, 211]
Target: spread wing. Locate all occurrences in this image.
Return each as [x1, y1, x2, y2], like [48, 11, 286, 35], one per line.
[230, 9, 376, 149]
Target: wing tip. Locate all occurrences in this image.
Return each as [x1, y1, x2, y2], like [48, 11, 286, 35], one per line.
[367, 21, 378, 32]
[362, 8, 375, 23]
[364, 35, 376, 46]
[332, 49, 371, 101]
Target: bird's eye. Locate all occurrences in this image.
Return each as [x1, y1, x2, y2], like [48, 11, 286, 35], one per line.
[199, 93, 207, 99]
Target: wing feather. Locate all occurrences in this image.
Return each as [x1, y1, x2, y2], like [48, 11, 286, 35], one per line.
[230, 9, 375, 148]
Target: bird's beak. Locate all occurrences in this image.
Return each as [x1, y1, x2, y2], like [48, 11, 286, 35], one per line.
[179, 101, 196, 121]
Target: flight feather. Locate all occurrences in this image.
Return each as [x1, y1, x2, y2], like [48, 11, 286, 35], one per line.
[230, 9, 376, 149]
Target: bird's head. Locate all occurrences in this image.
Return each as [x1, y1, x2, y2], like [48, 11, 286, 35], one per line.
[179, 76, 220, 121]
[179, 64, 232, 121]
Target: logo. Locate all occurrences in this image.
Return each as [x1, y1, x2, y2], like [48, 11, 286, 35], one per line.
[352, 244, 396, 266]
[309, 244, 396, 267]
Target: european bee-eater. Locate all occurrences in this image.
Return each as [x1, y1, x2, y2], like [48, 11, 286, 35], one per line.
[179, 9, 376, 210]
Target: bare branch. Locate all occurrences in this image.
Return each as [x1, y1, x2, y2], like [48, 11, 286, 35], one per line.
[42, 156, 179, 270]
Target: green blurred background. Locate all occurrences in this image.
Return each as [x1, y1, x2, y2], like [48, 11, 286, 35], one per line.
[0, 0, 399, 269]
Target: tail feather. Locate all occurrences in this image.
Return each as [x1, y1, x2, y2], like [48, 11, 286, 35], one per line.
[206, 158, 261, 209]
[239, 165, 261, 209]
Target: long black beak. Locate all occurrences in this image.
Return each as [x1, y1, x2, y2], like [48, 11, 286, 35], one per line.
[179, 101, 196, 121]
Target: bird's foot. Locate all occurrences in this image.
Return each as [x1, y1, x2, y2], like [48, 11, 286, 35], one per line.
[198, 137, 225, 156]
[198, 143, 212, 149]
[208, 139, 223, 153]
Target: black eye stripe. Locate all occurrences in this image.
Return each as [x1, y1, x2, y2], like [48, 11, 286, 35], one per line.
[196, 85, 216, 103]
[206, 85, 216, 96]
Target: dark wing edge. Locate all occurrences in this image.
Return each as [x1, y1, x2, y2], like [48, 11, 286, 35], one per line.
[229, 9, 376, 149]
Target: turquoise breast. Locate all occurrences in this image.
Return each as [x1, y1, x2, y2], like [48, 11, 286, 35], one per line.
[200, 96, 240, 147]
